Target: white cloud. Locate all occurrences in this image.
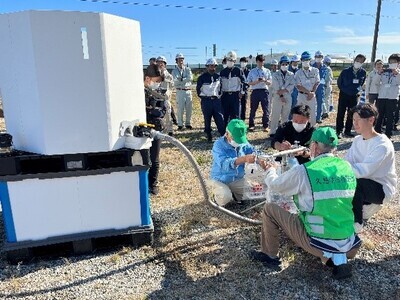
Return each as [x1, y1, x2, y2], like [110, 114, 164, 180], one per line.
[332, 34, 400, 45]
[264, 39, 299, 46]
[324, 26, 355, 37]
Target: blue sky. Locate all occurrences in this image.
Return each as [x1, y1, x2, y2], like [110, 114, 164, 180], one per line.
[1, 0, 400, 64]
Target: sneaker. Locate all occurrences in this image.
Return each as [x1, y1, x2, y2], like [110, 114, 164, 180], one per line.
[248, 127, 255, 132]
[321, 113, 329, 119]
[344, 131, 355, 138]
[354, 222, 364, 233]
[316, 120, 323, 124]
[362, 203, 383, 220]
[332, 264, 352, 280]
[185, 125, 193, 130]
[250, 250, 281, 268]
[177, 126, 184, 131]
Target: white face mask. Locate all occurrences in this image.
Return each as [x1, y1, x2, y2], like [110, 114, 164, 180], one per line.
[292, 122, 307, 132]
[389, 63, 398, 70]
[149, 81, 160, 90]
[240, 62, 247, 68]
[315, 58, 322, 63]
[227, 61, 235, 68]
[229, 140, 240, 148]
[280, 65, 288, 72]
[353, 62, 363, 69]
[302, 60, 310, 68]
[222, 64, 227, 68]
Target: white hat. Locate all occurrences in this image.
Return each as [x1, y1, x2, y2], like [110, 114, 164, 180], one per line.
[291, 55, 300, 62]
[175, 53, 185, 59]
[315, 50, 324, 57]
[206, 58, 217, 65]
[323, 56, 332, 63]
[226, 51, 237, 61]
[156, 56, 167, 64]
[270, 59, 278, 65]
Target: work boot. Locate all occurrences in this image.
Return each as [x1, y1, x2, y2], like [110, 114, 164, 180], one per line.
[250, 250, 281, 268]
[332, 264, 352, 280]
[177, 126, 184, 131]
[186, 125, 193, 130]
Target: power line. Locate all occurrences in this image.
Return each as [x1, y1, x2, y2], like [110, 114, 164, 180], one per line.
[79, 0, 383, 18]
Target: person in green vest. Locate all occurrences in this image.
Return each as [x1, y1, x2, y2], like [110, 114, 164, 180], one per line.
[251, 127, 361, 280]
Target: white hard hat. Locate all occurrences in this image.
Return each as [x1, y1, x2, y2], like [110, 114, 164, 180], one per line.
[226, 51, 237, 61]
[315, 50, 324, 57]
[270, 59, 278, 65]
[206, 58, 217, 66]
[175, 53, 185, 59]
[156, 56, 167, 64]
[323, 56, 332, 63]
[291, 55, 300, 62]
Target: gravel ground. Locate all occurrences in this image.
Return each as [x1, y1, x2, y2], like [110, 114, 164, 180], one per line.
[0, 88, 399, 300]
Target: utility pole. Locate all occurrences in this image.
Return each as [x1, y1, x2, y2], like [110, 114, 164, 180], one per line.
[270, 48, 273, 58]
[371, 0, 382, 65]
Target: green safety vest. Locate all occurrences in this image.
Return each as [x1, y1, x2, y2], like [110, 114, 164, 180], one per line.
[294, 156, 356, 240]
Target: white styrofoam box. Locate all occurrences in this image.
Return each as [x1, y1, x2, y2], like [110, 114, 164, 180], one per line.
[3, 170, 149, 242]
[0, 10, 146, 155]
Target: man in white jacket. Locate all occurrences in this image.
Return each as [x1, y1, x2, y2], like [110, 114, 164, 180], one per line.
[364, 59, 383, 104]
[345, 104, 397, 232]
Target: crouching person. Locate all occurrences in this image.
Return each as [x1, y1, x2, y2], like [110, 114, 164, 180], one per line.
[251, 127, 361, 280]
[210, 119, 255, 203]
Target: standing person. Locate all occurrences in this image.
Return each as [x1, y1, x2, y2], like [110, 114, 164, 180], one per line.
[157, 56, 175, 136]
[270, 59, 279, 73]
[269, 56, 295, 136]
[220, 51, 246, 127]
[171, 53, 193, 130]
[246, 54, 272, 132]
[323, 56, 334, 115]
[365, 59, 384, 105]
[196, 58, 225, 142]
[289, 54, 301, 110]
[143, 64, 167, 195]
[375, 54, 400, 138]
[210, 119, 255, 201]
[346, 104, 396, 232]
[271, 104, 315, 164]
[335, 54, 367, 138]
[252, 127, 360, 280]
[294, 51, 320, 126]
[312, 51, 328, 123]
[240, 57, 250, 120]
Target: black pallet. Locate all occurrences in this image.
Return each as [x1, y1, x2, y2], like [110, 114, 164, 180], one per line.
[4, 226, 154, 264]
[0, 148, 150, 176]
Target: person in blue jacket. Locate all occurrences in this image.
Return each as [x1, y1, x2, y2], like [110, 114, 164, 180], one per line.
[210, 119, 255, 201]
[312, 51, 328, 123]
[196, 58, 225, 142]
[335, 54, 367, 138]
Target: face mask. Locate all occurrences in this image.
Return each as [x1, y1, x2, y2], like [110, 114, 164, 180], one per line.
[229, 140, 240, 148]
[222, 64, 227, 68]
[315, 58, 322, 63]
[240, 62, 247, 68]
[280, 65, 288, 72]
[292, 65, 298, 69]
[389, 63, 398, 70]
[302, 61, 310, 68]
[353, 62, 363, 69]
[227, 61, 235, 68]
[292, 122, 307, 132]
[149, 81, 160, 90]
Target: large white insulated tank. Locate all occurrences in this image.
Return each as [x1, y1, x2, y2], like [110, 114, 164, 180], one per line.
[0, 10, 146, 155]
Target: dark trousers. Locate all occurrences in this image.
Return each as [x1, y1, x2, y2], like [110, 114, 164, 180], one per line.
[315, 85, 325, 121]
[375, 98, 397, 138]
[240, 92, 248, 120]
[353, 178, 385, 224]
[149, 137, 161, 190]
[249, 89, 269, 128]
[394, 96, 400, 126]
[221, 92, 240, 127]
[289, 88, 298, 120]
[200, 97, 226, 135]
[171, 106, 177, 124]
[336, 92, 358, 134]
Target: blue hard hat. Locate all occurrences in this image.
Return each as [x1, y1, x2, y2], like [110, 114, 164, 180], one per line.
[314, 50, 323, 57]
[323, 56, 332, 63]
[301, 51, 312, 61]
[279, 56, 290, 63]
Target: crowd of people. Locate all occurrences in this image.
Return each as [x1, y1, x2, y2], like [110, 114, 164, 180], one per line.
[143, 51, 398, 280]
